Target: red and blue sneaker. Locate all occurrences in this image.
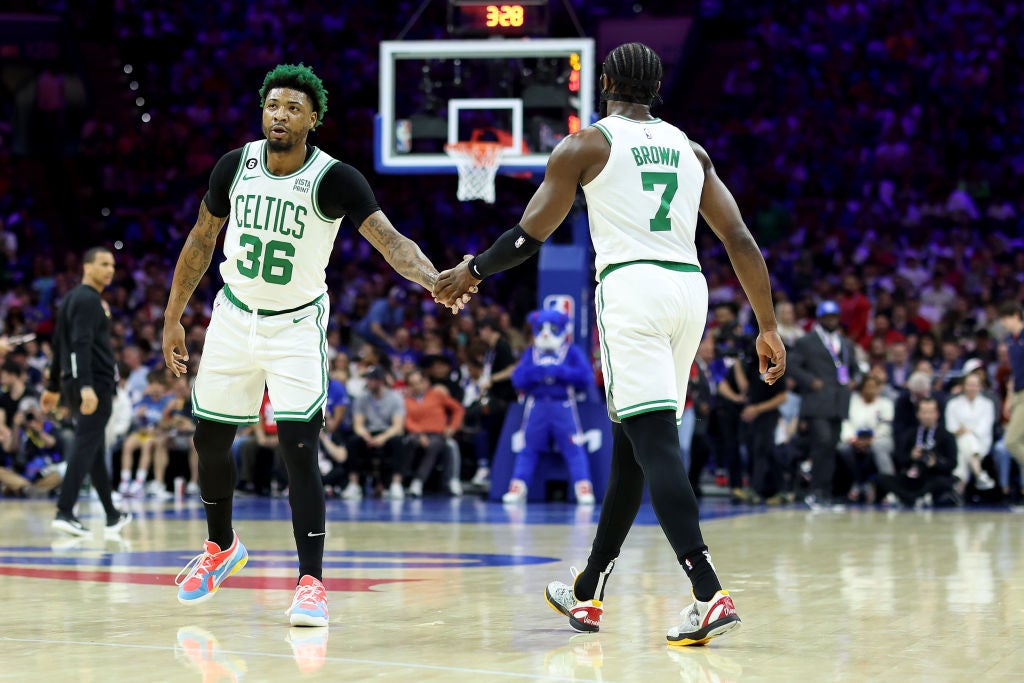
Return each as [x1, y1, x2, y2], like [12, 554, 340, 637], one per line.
[175, 531, 248, 604]
[287, 575, 329, 627]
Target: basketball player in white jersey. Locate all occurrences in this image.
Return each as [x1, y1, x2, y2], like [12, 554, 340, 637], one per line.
[435, 43, 786, 645]
[162, 64, 465, 626]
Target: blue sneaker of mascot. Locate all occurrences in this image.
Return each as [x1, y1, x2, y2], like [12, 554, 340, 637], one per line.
[503, 309, 596, 505]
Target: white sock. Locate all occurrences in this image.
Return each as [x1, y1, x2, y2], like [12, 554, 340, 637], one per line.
[135, 469, 147, 482]
[120, 469, 131, 483]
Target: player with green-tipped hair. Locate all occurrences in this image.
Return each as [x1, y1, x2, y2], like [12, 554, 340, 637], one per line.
[162, 63, 469, 626]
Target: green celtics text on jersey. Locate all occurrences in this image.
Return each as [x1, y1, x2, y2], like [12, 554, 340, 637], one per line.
[221, 140, 340, 312]
[583, 115, 704, 281]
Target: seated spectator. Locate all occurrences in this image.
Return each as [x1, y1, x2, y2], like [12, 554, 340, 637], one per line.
[401, 369, 464, 498]
[346, 366, 405, 500]
[355, 286, 406, 355]
[837, 375, 895, 503]
[118, 369, 172, 498]
[457, 355, 492, 489]
[164, 376, 199, 497]
[0, 405, 62, 498]
[0, 460, 59, 497]
[876, 397, 957, 508]
[0, 358, 38, 420]
[884, 341, 913, 391]
[893, 371, 937, 437]
[944, 373, 997, 494]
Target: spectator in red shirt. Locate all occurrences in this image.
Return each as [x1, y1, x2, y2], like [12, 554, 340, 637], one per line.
[839, 273, 872, 345]
[402, 370, 465, 497]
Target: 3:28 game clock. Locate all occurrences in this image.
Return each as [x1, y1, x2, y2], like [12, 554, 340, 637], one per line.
[447, 0, 551, 37]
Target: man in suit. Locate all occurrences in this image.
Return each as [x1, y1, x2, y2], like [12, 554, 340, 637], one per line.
[788, 300, 861, 508]
[876, 396, 957, 507]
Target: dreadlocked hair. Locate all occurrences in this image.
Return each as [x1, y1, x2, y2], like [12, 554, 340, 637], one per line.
[602, 43, 663, 108]
[259, 63, 328, 129]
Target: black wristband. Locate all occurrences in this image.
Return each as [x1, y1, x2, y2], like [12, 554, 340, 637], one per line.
[470, 224, 543, 279]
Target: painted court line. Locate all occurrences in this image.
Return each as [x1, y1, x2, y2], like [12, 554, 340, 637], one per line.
[0, 636, 613, 682]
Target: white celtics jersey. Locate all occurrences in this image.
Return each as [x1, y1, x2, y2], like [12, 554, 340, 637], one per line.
[220, 139, 341, 312]
[583, 115, 704, 281]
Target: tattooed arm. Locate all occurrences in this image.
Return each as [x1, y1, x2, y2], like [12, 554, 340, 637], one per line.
[163, 201, 227, 376]
[358, 211, 440, 292]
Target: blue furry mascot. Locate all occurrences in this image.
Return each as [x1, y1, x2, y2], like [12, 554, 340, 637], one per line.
[503, 309, 596, 505]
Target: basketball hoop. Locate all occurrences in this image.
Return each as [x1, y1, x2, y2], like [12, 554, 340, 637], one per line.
[444, 141, 505, 204]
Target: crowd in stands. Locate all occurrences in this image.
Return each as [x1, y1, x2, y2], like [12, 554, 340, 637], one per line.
[1, 0, 1022, 507]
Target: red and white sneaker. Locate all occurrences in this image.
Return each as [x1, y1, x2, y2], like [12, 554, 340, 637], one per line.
[287, 575, 329, 627]
[667, 590, 741, 646]
[544, 568, 603, 633]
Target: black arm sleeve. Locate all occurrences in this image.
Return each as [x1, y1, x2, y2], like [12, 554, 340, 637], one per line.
[202, 148, 245, 218]
[468, 224, 544, 279]
[316, 162, 381, 228]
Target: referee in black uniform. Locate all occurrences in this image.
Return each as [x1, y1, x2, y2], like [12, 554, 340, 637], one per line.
[41, 247, 131, 536]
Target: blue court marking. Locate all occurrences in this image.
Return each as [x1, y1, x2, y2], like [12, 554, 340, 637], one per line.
[146, 496, 762, 525]
[0, 548, 559, 569]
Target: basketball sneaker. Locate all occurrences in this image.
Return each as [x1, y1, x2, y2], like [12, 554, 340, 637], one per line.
[667, 590, 741, 646]
[286, 575, 329, 627]
[502, 479, 528, 504]
[104, 511, 132, 537]
[52, 513, 90, 537]
[545, 568, 603, 633]
[175, 625, 247, 683]
[175, 531, 248, 604]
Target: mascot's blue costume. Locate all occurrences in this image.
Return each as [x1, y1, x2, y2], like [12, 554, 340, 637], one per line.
[503, 309, 596, 505]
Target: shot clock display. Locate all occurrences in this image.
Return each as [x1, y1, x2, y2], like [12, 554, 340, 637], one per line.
[447, 0, 551, 36]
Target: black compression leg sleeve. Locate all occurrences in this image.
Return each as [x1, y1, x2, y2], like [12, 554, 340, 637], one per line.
[621, 410, 722, 601]
[574, 423, 644, 601]
[277, 416, 327, 582]
[193, 418, 239, 550]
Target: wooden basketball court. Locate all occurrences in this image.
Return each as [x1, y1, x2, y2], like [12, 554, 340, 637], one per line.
[1, 496, 1022, 682]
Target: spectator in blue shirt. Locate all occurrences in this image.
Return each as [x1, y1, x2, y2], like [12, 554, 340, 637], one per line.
[355, 286, 406, 354]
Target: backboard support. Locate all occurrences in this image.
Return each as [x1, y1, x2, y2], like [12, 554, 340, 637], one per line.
[375, 38, 595, 175]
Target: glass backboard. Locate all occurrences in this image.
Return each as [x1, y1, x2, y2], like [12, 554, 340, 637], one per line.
[375, 38, 595, 174]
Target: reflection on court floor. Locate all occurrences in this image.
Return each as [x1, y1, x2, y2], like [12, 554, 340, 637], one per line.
[1, 496, 1022, 682]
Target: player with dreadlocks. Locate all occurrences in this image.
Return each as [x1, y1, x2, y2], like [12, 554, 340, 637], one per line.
[162, 64, 469, 626]
[435, 43, 785, 645]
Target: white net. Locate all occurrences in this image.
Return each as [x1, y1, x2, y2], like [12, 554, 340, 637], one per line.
[445, 143, 505, 204]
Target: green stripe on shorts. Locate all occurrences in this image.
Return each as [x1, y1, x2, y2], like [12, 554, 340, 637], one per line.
[274, 296, 329, 421]
[616, 399, 678, 420]
[191, 386, 259, 425]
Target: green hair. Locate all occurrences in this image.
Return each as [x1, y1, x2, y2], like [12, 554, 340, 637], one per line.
[259, 63, 328, 129]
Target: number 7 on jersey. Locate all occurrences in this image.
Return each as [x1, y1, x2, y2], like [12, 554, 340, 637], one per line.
[641, 171, 678, 232]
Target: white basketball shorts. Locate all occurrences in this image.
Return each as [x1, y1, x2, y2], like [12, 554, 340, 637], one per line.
[191, 288, 329, 424]
[595, 263, 708, 422]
